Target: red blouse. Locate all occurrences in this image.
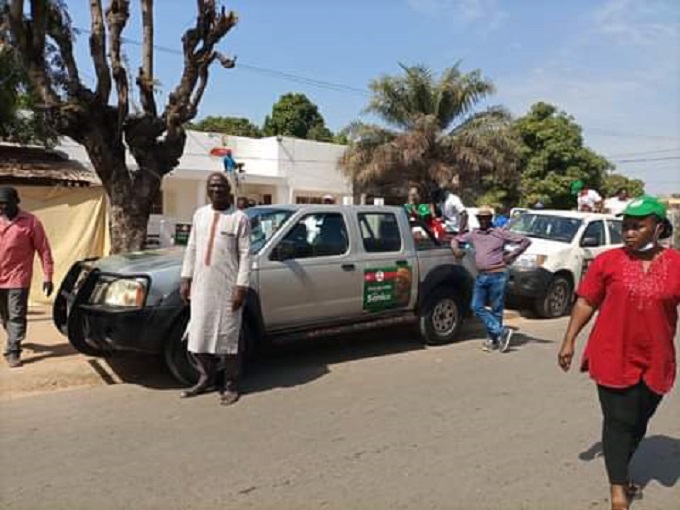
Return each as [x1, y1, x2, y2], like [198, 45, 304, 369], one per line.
[577, 248, 680, 395]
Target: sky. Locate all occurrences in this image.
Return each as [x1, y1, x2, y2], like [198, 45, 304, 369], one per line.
[65, 0, 680, 194]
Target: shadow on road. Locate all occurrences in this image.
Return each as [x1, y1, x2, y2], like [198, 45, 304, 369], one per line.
[579, 435, 680, 489]
[98, 324, 433, 393]
[503, 332, 554, 353]
[96, 320, 552, 394]
[20, 342, 78, 364]
[104, 353, 181, 390]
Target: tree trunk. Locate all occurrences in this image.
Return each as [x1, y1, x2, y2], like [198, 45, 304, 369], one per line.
[107, 169, 161, 254]
[108, 191, 153, 254]
[84, 137, 160, 254]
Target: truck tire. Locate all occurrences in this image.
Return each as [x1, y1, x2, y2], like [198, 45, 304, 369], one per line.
[163, 313, 197, 386]
[66, 311, 111, 357]
[534, 275, 572, 318]
[419, 288, 463, 345]
[163, 314, 257, 386]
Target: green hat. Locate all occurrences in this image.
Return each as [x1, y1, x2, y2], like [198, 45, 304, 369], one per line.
[570, 180, 584, 195]
[623, 195, 667, 219]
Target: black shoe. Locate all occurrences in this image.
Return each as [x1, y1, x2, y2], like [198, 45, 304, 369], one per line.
[219, 382, 240, 406]
[180, 378, 214, 399]
[5, 353, 22, 368]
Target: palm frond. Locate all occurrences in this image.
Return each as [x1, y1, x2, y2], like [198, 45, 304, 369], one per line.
[365, 75, 412, 130]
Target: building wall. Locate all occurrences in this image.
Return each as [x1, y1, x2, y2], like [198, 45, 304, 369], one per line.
[55, 132, 352, 222]
[278, 137, 351, 202]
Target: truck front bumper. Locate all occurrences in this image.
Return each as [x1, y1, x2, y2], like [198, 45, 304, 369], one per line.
[507, 267, 553, 298]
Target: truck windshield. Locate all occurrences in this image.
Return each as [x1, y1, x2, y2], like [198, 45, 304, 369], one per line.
[507, 214, 582, 243]
[246, 207, 294, 253]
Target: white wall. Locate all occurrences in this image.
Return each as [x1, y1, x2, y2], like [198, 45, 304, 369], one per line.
[54, 132, 352, 216]
[280, 138, 351, 196]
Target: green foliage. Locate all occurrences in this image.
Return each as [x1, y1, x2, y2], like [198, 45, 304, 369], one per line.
[263, 93, 333, 142]
[0, 43, 57, 147]
[602, 173, 645, 198]
[332, 130, 350, 145]
[513, 102, 613, 209]
[189, 115, 262, 138]
[475, 188, 510, 211]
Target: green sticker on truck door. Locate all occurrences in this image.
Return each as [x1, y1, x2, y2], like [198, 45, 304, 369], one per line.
[363, 266, 412, 311]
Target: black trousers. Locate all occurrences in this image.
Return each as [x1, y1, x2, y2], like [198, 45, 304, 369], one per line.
[597, 381, 662, 485]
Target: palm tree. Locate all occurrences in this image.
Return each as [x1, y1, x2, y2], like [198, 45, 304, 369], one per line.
[341, 63, 519, 203]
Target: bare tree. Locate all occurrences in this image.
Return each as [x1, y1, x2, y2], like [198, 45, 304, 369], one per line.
[6, 0, 237, 253]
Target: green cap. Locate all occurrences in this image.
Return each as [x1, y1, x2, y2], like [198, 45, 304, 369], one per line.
[570, 180, 584, 195]
[623, 195, 667, 219]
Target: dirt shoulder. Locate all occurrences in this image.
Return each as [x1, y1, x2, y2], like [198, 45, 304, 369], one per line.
[0, 306, 119, 401]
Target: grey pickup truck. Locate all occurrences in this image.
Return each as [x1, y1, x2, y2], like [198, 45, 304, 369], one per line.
[54, 205, 475, 384]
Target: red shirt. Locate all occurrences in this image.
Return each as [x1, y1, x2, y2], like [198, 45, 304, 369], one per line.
[0, 210, 54, 289]
[577, 248, 680, 395]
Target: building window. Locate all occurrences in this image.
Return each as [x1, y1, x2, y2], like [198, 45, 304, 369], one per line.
[296, 195, 323, 204]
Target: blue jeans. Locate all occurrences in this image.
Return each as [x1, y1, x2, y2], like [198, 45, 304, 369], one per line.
[471, 271, 508, 340]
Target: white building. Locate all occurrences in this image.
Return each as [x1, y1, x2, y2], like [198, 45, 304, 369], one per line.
[57, 131, 353, 223]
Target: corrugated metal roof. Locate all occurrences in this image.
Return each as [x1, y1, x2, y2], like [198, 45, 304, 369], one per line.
[0, 145, 101, 185]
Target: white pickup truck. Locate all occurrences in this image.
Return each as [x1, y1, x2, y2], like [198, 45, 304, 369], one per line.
[504, 210, 623, 318]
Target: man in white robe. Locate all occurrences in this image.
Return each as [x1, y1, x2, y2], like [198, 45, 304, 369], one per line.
[180, 173, 251, 405]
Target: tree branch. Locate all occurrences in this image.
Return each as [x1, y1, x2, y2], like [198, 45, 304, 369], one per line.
[44, 2, 83, 97]
[136, 0, 156, 117]
[8, 0, 60, 106]
[163, 0, 237, 137]
[89, 0, 111, 101]
[105, 0, 130, 136]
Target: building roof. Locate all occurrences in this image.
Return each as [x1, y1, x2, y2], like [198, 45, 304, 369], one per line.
[0, 145, 100, 186]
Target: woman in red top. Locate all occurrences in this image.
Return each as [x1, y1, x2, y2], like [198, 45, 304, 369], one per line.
[558, 196, 680, 510]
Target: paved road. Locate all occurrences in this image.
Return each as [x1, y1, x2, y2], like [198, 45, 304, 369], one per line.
[1, 317, 678, 510]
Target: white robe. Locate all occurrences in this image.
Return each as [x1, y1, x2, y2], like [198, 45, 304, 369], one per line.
[180, 205, 251, 354]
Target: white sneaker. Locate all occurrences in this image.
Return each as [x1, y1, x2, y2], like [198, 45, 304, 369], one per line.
[499, 328, 513, 353]
[482, 339, 498, 352]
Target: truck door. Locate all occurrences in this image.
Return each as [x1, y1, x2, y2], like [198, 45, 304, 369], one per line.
[578, 220, 608, 281]
[257, 211, 363, 330]
[355, 211, 417, 313]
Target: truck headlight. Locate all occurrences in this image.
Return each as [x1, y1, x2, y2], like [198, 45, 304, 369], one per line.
[91, 278, 148, 307]
[514, 254, 547, 268]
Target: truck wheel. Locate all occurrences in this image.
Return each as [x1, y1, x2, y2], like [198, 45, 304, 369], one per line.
[163, 315, 257, 385]
[534, 275, 572, 318]
[419, 288, 463, 345]
[67, 311, 111, 357]
[163, 313, 198, 386]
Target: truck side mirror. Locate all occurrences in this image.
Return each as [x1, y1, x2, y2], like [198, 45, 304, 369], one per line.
[581, 237, 600, 248]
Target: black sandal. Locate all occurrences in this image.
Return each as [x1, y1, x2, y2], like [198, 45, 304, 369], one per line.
[626, 482, 642, 500]
[180, 379, 214, 398]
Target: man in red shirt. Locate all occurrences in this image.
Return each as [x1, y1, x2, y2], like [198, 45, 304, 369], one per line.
[558, 196, 680, 510]
[0, 187, 54, 368]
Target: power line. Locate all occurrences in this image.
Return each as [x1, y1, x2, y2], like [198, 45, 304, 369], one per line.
[605, 147, 680, 158]
[611, 156, 680, 163]
[75, 27, 370, 97]
[587, 127, 680, 141]
[71, 26, 680, 146]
